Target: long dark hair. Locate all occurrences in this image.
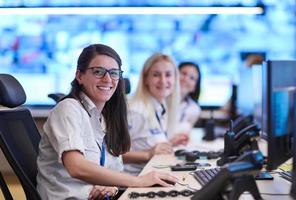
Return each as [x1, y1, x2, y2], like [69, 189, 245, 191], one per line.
[178, 62, 201, 102]
[68, 44, 130, 156]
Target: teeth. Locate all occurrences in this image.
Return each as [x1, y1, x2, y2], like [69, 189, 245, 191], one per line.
[97, 86, 111, 91]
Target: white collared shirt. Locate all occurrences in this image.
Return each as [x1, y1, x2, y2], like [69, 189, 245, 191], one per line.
[37, 93, 123, 200]
[177, 97, 201, 133]
[124, 98, 168, 175]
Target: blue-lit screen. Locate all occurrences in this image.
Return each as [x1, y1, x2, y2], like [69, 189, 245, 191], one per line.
[0, 2, 295, 106]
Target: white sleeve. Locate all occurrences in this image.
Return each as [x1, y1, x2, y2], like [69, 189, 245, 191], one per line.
[43, 99, 85, 163]
[127, 110, 149, 140]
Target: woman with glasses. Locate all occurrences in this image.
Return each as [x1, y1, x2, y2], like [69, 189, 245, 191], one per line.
[177, 62, 201, 134]
[37, 44, 177, 200]
[123, 53, 189, 175]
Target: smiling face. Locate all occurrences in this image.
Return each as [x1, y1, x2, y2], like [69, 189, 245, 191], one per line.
[179, 65, 199, 99]
[145, 60, 175, 103]
[76, 54, 119, 110]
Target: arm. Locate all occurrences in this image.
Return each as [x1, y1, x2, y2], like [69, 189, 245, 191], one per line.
[122, 151, 152, 163]
[62, 150, 177, 187]
[170, 133, 190, 146]
[63, 150, 139, 187]
[123, 142, 173, 164]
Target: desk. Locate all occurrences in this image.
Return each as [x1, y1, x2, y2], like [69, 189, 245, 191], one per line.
[119, 129, 293, 200]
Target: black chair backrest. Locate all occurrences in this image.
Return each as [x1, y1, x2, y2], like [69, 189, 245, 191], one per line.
[123, 77, 131, 94]
[48, 93, 66, 103]
[0, 74, 41, 200]
[0, 170, 13, 200]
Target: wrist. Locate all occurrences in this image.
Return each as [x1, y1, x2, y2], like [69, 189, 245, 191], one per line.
[146, 150, 153, 160]
[131, 176, 142, 187]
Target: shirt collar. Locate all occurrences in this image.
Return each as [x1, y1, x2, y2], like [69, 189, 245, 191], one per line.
[151, 97, 167, 116]
[79, 92, 100, 117]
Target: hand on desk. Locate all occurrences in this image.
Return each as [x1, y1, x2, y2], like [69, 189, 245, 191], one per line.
[137, 171, 178, 187]
[150, 142, 173, 157]
[170, 133, 189, 146]
[88, 185, 118, 200]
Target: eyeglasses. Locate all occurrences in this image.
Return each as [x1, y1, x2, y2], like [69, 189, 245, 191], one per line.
[87, 66, 123, 80]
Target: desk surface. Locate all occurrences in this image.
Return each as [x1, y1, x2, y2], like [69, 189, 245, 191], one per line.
[119, 129, 293, 200]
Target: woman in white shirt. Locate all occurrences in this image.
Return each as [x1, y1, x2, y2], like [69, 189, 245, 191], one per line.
[124, 53, 189, 175]
[37, 44, 177, 200]
[178, 62, 202, 133]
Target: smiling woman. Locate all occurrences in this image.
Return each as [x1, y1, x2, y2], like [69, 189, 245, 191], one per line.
[123, 53, 190, 176]
[36, 44, 178, 200]
[76, 54, 121, 108]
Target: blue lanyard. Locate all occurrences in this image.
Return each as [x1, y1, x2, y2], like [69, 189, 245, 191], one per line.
[80, 101, 106, 166]
[96, 139, 106, 166]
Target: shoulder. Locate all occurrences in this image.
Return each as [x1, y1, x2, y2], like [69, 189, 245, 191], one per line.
[49, 98, 84, 118]
[128, 99, 147, 113]
[128, 109, 146, 124]
[187, 98, 201, 112]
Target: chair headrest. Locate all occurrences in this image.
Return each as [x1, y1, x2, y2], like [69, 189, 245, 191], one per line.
[0, 74, 26, 108]
[123, 78, 131, 94]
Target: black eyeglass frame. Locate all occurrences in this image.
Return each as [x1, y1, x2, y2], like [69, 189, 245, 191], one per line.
[86, 66, 123, 80]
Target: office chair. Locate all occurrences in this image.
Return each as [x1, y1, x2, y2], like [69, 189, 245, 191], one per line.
[0, 170, 13, 200]
[123, 77, 131, 94]
[0, 74, 41, 200]
[47, 92, 66, 103]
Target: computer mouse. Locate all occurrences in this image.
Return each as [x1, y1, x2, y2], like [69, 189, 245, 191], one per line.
[185, 152, 197, 162]
[174, 149, 187, 157]
[152, 179, 176, 187]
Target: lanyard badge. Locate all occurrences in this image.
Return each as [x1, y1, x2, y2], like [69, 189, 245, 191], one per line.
[96, 139, 106, 167]
[100, 142, 106, 166]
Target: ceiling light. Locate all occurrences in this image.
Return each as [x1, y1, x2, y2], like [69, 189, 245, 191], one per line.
[0, 6, 264, 15]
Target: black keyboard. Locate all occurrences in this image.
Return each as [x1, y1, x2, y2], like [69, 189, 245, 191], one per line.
[193, 167, 221, 186]
[279, 171, 292, 182]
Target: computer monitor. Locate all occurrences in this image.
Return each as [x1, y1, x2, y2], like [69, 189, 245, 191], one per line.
[199, 74, 233, 109]
[252, 64, 263, 130]
[261, 60, 296, 196]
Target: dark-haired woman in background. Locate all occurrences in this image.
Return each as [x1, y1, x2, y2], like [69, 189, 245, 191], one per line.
[37, 44, 177, 200]
[177, 62, 201, 134]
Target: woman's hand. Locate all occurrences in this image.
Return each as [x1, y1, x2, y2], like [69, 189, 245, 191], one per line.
[137, 171, 178, 187]
[149, 142, 173, 158]
[88, 185, 118, 200]
[170, 133, 189, 146]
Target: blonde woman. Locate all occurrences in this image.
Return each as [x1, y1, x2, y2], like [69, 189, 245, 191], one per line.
[123, 53, 189, 175]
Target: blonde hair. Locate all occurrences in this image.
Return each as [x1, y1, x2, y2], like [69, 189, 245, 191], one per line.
[129, 53, 180, 137]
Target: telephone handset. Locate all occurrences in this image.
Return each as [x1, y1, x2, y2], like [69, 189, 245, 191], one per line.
[234, 123, 259, 140]
[232, 115, 254, 134]
[191, 151, 264, 200]
[234, 124, 260, 155]
[217, 122, 260, 166]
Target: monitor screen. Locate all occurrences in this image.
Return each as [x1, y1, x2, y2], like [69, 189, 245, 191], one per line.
[237, 64, 256, 116]
[252, 64, 263, 129]
[0, 1, 295, 107]
[262, 60, 296, 171]
[199, 74, 233, 108]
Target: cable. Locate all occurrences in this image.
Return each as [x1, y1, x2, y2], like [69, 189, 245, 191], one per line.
[176, 181, 199, 191]
[260, 193, 290, 196]
[128, 189, 195, 199]
[152, 164, 172, 169]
